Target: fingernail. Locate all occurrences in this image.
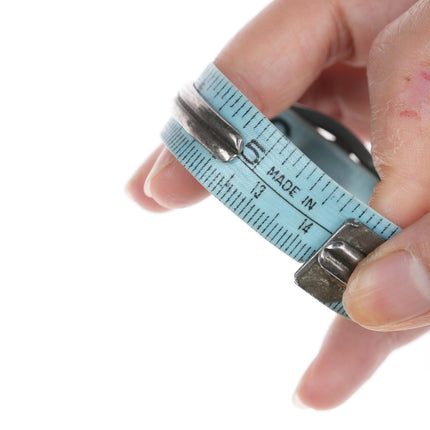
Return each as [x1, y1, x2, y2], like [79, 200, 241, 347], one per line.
[344, 251, 430, 328]
[292, 392, 309, 409]
[143, 148, 176, 198]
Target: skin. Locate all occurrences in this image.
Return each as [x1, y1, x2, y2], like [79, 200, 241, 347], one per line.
[127, 0, 430, 409]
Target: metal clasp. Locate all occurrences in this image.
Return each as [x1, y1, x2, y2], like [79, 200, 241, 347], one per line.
[294, 220, 385, 305]
[172, 84, 243, 162]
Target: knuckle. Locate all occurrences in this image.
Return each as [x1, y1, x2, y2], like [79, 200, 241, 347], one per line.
[325, 0, 354, 61]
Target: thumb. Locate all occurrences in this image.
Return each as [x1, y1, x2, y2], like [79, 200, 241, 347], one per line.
[343, 214, 430, 331]
[344, 0, 430, 329]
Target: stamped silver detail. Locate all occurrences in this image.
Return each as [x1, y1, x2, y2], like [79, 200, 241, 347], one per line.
[294, 220, 385, 306]
[173, 84, 243, 162]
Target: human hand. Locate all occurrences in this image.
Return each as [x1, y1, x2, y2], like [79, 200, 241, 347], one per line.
[127, 0, 430, 409]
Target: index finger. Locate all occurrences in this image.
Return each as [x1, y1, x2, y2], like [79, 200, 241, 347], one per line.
[128, 0, 416, 210]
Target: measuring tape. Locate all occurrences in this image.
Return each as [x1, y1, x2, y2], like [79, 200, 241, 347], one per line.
[161, 63, 400, 317]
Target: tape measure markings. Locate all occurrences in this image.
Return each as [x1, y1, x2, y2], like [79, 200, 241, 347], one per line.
[238, 155, 332, 233]
[164, 117, 326, 263]
[163, 115, 399, 255]
[161, 63, 401, 315]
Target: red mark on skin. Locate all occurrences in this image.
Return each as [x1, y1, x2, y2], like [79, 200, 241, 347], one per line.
[398, 70, 430, 116]
[400, 109, 419, 119]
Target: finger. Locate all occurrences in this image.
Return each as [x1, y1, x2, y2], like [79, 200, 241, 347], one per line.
[126, 145, 170, 212]
[344, 213, 430, 331]
[216, 0, 416, 117]
[137, 0, 416, 209]
[126, 146, 210, 211]
[143, 147, 210, 209]
[344, 1, 430, 329]
[366, 0, 430, 227]
[294, 316, 428, 409]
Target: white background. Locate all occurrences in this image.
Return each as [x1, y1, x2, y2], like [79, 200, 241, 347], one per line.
[1, 0, 429, 429]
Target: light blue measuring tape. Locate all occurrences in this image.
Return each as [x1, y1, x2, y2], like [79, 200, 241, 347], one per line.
[161, 63, 400, 317]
